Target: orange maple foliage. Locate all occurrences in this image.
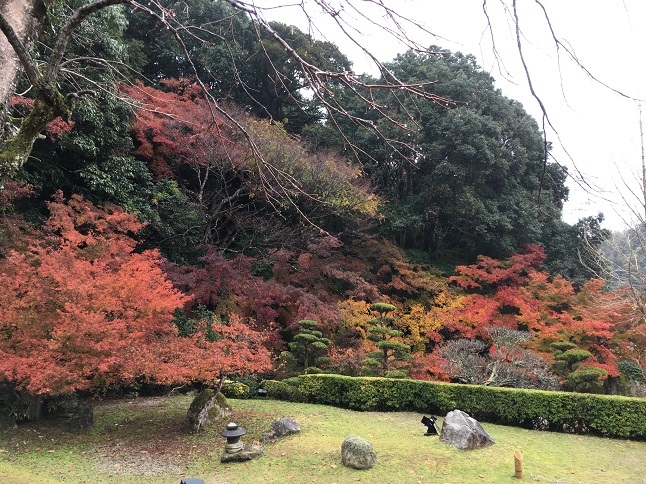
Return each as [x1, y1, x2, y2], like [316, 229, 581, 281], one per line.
[145, 314, 273, 386]
[442, 245, 619, 375]
[0, 194, 271, 395]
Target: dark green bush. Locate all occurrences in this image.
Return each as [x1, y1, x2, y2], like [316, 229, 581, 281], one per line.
[260, 379, 305, 402]
[550, 341, 578, 353]
[565, 367, 608, 394]
[227, 374, 267, 397]
[305, 367, 323, 374]
[556, 349, 593, 368]
[619, 361, 646, 382]
[276, 374, 646, 439]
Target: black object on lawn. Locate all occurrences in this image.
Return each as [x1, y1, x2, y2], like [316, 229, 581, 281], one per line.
[421, 415, 438, 436]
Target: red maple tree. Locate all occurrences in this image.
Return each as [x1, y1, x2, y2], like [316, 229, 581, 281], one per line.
[0, 193, 271, 396]
[440, 245, 619, 377]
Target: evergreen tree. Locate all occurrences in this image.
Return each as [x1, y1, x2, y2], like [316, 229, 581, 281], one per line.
[337, 48, 569, 263]
[286, 320, 331, 374]
[364, 303, 411, 377]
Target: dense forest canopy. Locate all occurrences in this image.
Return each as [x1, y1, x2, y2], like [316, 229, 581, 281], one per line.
[335, 49, 567, 260]
[0, 0, 645, 407]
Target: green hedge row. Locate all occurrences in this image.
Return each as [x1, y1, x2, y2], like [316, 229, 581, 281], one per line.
[264, 374, 646, 439]
[260, 379, 307, 402]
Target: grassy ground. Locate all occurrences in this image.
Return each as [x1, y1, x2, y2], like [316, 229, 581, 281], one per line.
[0, 395, 645, 483]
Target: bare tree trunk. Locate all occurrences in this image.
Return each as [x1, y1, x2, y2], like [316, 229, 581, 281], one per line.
[0, 0, 49, 137]
[640, 103, 645, 222]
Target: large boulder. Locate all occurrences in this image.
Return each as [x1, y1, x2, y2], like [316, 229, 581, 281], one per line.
[439, 410, 495, 450]
[260, 417, 300, 442]
[187, 389, 231, 434]
[341, 436, 377, 470]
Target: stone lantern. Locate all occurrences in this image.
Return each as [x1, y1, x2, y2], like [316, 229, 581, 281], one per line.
[221, 421, 247, 454]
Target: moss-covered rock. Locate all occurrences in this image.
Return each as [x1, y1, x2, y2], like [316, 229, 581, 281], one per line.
[187, 389, 231, 433]
[341, 435, 376, 469]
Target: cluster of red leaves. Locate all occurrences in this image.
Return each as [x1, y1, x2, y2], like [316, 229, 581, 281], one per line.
[121, 80, 243, 179]
[0, 182, 40, 262]
[0, 180, 34, 211]
[0, 194, 271, 396]
[409, 352, 451, 382]
[448, 244, 546, 290]
[326, 346, 367, 376]
[147, 314, 272, 385]
[164, 247, 342, 350]
[442, 244, 619, 376]
[272, 234, 447, 305]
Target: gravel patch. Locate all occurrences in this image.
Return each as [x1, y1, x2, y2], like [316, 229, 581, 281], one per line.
[91, 441, 187, 477]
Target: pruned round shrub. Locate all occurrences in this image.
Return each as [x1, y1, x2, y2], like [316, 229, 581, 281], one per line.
[222, 382, 251, 399]
[550, 341, 578, 353]
[565, 366, 608, 393]
[370, 302, 396, 314]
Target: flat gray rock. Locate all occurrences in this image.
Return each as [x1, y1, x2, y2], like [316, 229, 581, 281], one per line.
[439, 409, 495, 450]
[260, 417, 300, 442]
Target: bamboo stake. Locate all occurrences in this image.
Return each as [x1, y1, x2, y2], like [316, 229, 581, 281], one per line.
[514, 450, 523, 478]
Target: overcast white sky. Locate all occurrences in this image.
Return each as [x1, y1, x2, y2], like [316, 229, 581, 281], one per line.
[258, 0, 646, 231]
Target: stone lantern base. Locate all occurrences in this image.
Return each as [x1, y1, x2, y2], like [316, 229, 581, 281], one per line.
[220, 444, 264, 463]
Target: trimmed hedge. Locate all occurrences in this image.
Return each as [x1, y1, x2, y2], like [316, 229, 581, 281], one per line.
[260, 379, 306, 402]
[280, 374, 646, 439]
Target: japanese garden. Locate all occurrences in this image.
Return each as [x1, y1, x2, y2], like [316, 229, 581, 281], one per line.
[0, 1, 645, 482]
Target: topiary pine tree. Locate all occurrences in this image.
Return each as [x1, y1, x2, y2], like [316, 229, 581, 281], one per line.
[363, 303, 411, 377]
[564, 366, 608, 393]
[287, 320, 331, 374]
[552, 345, 593, 373]
[550, 341, 609, 393]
